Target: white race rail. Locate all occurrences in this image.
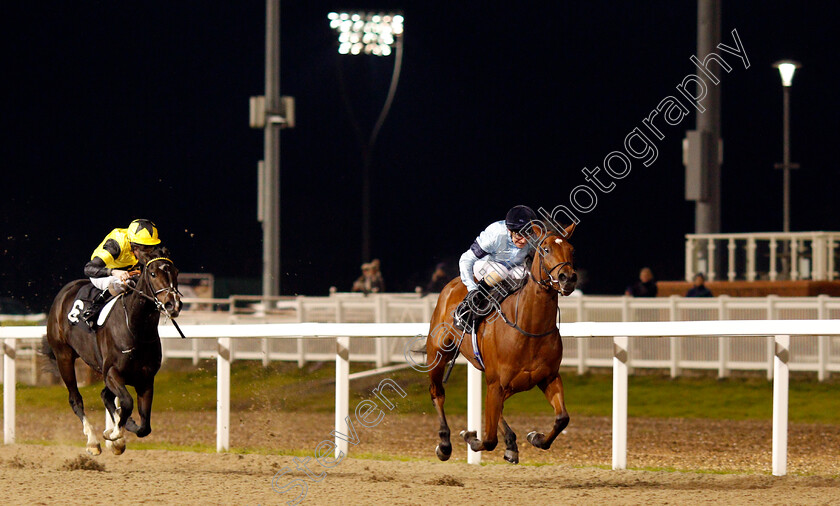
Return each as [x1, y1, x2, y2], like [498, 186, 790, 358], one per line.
[3, 320, 839, 476]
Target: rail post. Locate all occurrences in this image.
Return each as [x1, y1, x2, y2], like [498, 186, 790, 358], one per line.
[669, 296, 680, 378]
[817, 295, 828, 382]
[612, 336, 629, 470]
[217, 337, 231, 452]
[772, 334, 790, 476]
[576, 296, 588, 375]
[335, 336, 350, 459]
[467, 363, 482, 465]
[3, 339, 15, 444]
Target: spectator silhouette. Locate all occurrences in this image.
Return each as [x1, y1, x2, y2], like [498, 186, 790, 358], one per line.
[686, 273, 713, 297]
[352, 258, 385, 295]
[423, 262, 450, 295]
[625, 267, 657, 297]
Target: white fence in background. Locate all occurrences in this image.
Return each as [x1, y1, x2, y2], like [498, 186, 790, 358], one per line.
[4, 294, 840, 383]
[159, 294, 840, 381]
[685, 231, 840, 281]
[3, 320, 840, 475]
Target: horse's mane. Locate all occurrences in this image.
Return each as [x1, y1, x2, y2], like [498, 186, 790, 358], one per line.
[135, 245, 173, 267]
[539, 220, 569, 239]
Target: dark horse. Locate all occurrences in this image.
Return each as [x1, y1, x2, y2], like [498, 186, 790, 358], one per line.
[42, 246, 182, 455]
[427, 222, 577, 463]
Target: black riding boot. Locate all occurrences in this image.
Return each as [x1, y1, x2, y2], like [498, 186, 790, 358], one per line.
[81, 290, 111, 329]
[453, 279, 494, 333]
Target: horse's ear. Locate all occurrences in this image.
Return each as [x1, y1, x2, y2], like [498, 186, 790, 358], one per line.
[561, 222, 576, 239]
[133, 245, 154, 265]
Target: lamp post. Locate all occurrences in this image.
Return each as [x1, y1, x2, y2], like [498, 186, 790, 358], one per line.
[773, 60, 801, 233]
[773, 59, 801, 278]
[328, 12, 404, 263]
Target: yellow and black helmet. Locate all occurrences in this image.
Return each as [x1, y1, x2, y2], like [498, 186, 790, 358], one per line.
[127, 219, 161, 246]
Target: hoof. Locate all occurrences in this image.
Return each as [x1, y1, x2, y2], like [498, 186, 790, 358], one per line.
[110, 438, 126, 456]
[460, 430, 476, 442]
[435, 444, 451, 461]
[504, 450, 519, 464]
[527, 431, 547, 449]
[86, 444, 102, 456]
[102, 428, 122, 442]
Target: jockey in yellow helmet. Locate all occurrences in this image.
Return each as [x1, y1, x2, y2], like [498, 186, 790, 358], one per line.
[80, 219, 161, 326]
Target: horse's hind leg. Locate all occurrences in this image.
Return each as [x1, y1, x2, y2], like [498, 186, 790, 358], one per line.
[461, 382, 502, 452]
[499, 415, 519, 464]
[100, 387, 126, 455]
[55, 350, 101, 456]
[429, 358, 453, 461]
[527, 374, 570, 450]
[102, 368, 134, 443]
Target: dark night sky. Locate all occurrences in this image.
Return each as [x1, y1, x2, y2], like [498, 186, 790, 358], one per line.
[3, 1, 839, 311]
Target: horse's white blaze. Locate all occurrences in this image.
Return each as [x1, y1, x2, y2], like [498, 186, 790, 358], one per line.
[555, 238, 563, 244]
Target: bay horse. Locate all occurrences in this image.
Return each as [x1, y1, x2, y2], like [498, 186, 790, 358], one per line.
[41, 246, 182, 455]
[427, 222, 577, 464]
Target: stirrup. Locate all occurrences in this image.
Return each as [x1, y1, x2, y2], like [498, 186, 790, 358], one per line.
[453, 301, 473, 332]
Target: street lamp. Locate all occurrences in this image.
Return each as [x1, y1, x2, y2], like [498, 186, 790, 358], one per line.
[328, 11, 405, 263]
[773, 59, 801, 278]
[772, 60, 801, 234]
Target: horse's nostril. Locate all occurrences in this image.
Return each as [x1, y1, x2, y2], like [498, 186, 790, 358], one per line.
[570, 273, 578, 283]
[164, 301, 174, 311]
[559, 273, 567, 282]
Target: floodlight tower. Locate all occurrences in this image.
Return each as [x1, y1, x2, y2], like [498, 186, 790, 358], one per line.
[328, 11, 404, 263]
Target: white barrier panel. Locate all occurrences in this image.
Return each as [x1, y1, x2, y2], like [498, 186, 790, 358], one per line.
[612, 337, 628, 470]
[466, 364, 482, 465]
[4, 339, 15, 444]
[217, 337, 231, 452]
[335, 336, 350, 459]
[773, 335, 790, 476]
[3, 320, 840, 476]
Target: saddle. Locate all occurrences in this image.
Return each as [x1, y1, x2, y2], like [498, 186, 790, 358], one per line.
[447, 276, 529, 379]
[67, 283, 116, 331]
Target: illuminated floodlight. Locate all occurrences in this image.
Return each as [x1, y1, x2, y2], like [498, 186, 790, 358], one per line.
[773, 59, 801, 87]
[328, 11, 404, 56]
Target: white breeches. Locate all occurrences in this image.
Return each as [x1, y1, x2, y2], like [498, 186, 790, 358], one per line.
[89, 276, 128, 294]
[473, 259, 526, 287]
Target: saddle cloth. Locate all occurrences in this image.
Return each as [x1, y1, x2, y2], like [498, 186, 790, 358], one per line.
[66, 284, 119, 330]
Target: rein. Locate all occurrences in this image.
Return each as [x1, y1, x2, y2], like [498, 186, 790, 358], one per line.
[495, 284, 559, 338]
[494, 245, 570, 338]
[122, 257, 186, 342]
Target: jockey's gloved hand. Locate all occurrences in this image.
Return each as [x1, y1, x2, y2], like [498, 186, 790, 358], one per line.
[111, 269, 130, 282]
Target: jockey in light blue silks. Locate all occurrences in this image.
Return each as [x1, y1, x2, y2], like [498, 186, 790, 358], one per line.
[454, 205, 538, 333]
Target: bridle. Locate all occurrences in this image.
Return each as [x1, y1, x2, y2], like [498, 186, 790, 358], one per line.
[118, 256, 186, 347]
[534, 238, 573, 292]
[494, 237, 574, 338]
[127, 257, 182, 315]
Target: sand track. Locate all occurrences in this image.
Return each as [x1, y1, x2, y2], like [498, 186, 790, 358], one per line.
[1, 444, 838, 505]
[2, 409, 839, 504]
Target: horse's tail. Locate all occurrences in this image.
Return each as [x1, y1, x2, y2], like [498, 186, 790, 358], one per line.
[39, 336, 59, 376]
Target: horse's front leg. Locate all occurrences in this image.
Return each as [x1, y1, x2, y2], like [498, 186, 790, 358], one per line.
[102, 367, 134, 443]
[499, 415, 519, 464]
[125, 382, 153, 438]
[527, 374, 570, 450]
[429, 355, 453, 461]
[461, 382, 502, 452]
[100, 386, 126, 455]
